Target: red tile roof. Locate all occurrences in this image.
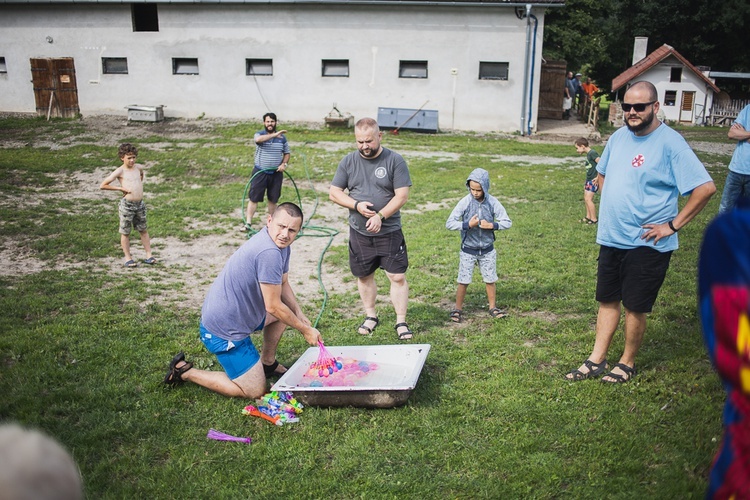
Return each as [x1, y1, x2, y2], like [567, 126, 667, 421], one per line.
[611, 44, 719, 94]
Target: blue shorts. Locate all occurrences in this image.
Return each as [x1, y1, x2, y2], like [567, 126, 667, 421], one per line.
[584, 180, 599, 193]
[199, 322, 263, 380]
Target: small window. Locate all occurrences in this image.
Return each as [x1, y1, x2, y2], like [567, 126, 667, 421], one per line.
[399, 60, 428, 79]
[246, 59, 273, 76]
[102, 57, 128, 75]
[664, 90, 677, 106]
[479, 61, 509, 81]
[132, 4, 159, 32]
[172, 58, 199, 75]
[670, 67, 682, 83]
[322, 59, 349, 77]
[0, 57, 6, 74]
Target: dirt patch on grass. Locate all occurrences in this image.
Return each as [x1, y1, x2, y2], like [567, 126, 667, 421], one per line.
[0, 199, 352, 314]
[2, 115, 725, 318]
[0, 115, 357, 312]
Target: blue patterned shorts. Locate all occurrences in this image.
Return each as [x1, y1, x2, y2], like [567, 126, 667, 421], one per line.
[457, 249, 498, 284]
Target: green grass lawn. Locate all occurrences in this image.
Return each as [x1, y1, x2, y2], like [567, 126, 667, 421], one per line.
[0, 116, 732, 498]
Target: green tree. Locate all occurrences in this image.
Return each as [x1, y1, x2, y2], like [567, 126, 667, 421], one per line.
[544, 0, 750, 94]
[543, 0, 611, 72]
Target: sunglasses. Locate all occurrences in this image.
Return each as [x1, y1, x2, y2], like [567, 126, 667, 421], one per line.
[622, 101, 656, 112]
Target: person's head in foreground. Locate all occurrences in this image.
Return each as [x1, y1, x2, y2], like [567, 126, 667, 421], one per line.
[0, 423, 83, 500]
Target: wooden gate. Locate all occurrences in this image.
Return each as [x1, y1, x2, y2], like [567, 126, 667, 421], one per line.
[538, 60, 567, 120]
[30, 58, 80, 118]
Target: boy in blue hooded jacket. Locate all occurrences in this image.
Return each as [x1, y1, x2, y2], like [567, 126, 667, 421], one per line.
[446, 168, 512, 322]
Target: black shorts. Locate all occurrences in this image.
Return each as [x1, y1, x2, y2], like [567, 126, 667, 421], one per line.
[248, 167, 283, 203]
[596, 245, 672, 313]
[348, 227, 408, 277]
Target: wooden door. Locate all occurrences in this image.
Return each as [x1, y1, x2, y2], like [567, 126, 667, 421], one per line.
[30, 58, 80, 118]
[538, 60, 567, 120]
[679, 91, 695, 123]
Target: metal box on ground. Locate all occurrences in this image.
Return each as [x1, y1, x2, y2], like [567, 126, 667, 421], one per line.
[272, 344, 431, 408]
[126, 105, 164, 122]
[377, 107, 438, 133]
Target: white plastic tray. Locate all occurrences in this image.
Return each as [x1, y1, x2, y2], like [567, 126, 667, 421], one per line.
[271, 344, 431, 408]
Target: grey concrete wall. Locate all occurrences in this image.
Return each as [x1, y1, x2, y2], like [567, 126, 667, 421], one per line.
[0, 4, 546, 132]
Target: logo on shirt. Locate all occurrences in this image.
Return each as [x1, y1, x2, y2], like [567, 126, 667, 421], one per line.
[375, 167, 387, 179]
[631, 154, 645, 168]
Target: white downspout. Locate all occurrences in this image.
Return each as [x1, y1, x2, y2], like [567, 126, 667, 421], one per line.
[520, 4, 532, 135]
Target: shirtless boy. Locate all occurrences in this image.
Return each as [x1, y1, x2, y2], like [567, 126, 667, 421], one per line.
[100, 143, 155, 268]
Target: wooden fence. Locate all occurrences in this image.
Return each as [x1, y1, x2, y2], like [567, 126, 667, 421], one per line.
[708, 99, 750, 126]
[578, 95, 601, 129]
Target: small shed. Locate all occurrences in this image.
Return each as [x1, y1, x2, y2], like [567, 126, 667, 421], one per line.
[611, 42, 719, 125]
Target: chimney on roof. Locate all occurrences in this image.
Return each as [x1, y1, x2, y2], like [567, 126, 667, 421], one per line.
[633, 37, 648, 65]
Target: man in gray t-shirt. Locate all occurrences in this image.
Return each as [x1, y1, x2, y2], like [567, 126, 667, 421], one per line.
[164, 203, 322, 399]
[329, 117, 414, 341]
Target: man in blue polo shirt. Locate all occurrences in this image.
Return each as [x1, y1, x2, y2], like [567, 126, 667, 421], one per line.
[245, 112, 290, 228]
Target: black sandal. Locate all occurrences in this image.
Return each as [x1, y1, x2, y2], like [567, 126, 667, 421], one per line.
[358, 316, 379, 336]
[565, 359, 608, 381]
[395, 322, 413, 341]
[601, 363, 636, 384]
[263, 360, 287, 378]
[489, 307, 508, 319]
[164, 352, 193, 386]
[450, 309, 463, 323]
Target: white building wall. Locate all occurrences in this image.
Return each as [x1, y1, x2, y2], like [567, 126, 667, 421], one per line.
[639, 59, 715, 124]
[0, 4, 546, 132]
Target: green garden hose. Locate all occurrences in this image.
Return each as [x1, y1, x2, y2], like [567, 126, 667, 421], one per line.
[240, 154, 340, 329]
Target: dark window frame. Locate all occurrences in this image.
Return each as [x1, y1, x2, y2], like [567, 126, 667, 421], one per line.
[664, 90, 677, 106]
[172, 58, 199, 75]
[102, 57, 129, 75]
[321, 59, 350, 77]
[246, 58, 273, 76]
[478, 61, 509, 81]
[399, 60, 428, 79]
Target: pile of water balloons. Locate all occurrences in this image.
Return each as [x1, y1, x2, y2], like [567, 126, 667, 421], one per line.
[300, 342, 379, 387]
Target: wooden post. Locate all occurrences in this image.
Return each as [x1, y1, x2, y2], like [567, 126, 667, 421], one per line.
[46, 91, 55, 121]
